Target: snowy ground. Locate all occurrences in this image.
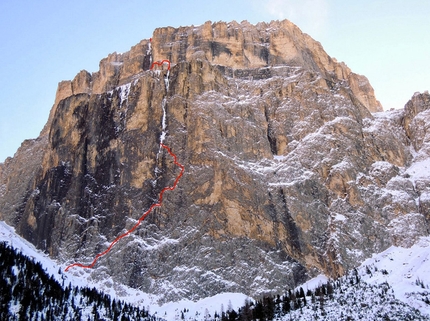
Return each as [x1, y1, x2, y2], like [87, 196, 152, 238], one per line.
[295, 237, 430, 317]
[0, 220, 248, 320]
[359, 236, 430, 316]
[1, 219, 429, 319]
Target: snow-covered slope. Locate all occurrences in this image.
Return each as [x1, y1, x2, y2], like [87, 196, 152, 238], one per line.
[2, 219, 429, 320]
[297, 236, 430, 318]
[359, 236, 430, 316]
[0, 220, 248, 319]
[0, 221, 66, 285]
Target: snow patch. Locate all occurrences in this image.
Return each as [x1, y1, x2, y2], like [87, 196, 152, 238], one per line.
[405, 158, 430, 180]
[154, 293, 249, 321]
[296, 274, 329, 292]
[118, 82, 131, 107]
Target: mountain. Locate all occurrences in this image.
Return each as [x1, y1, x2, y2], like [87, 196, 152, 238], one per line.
[0, 20, 429, 303]
[1, 220, 429, 320]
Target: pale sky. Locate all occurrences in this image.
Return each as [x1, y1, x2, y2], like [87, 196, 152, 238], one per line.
[0, 0, 429, 162]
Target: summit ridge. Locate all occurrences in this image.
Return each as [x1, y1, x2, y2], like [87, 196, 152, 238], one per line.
[0, 20, 429, 303]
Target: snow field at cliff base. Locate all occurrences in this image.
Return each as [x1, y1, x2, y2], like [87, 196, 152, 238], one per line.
[1, 216, 430, 320]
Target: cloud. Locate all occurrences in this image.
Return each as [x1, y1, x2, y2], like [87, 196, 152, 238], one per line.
[259, 0, 329, 36]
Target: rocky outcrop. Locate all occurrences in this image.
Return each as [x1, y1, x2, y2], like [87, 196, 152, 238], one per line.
[0, 20, 427, 302]
[152, 20, 382, 112]
[52, 20, 382, 113]
[403, 92, 430, 152]
[401, 91, 430, 228]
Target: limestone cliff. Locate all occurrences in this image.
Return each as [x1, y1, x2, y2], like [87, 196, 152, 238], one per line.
[0, 20, 428, 302]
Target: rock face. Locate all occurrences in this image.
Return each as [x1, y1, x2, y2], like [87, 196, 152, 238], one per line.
[0, 20, 428, 302]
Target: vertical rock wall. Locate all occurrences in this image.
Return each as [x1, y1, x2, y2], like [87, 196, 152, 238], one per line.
[0, 20, 428, 302]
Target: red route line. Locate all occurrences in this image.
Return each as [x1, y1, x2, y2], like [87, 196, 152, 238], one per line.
[150, 59, 171, 71]
[148, 38, 170, 70]
[65, 143, 184, 272]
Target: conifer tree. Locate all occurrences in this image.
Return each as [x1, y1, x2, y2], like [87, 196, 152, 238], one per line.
[282, 296, 291, 315]
[299, 287, 305, 298]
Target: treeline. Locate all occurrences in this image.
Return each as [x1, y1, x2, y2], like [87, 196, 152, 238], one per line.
[215, 268, 425, 321]
[0, 242, 155, 321]
[217, 281, 336, 321]
[2, 241, 427, 321]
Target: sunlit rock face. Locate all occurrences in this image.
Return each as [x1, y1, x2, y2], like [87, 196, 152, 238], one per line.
[0, 20, 428, 302]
